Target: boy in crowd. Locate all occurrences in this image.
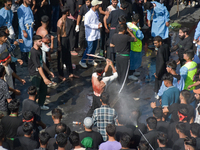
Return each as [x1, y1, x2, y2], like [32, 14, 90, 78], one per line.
[156, 132, 172, 150]
[28, 35, 54, 110]
[140, 117, 159, 149]
[173, 122, 188, 150]
[110, 23, 136, 86]
[190, 123, 200, 149]
[153, 36, 170, 98]
[22, 86, 46, 129]
[1, 100, 22, 149]
[45, 108, 63, 138]
[0, 52, 26, 98]
[79, 117, 103, 149]
[0, 65, 11, 117]
[180, 50, 197, 90]
[14, 122, 39, 150]
[34, 132, 50, 150]
[56, 133, 68, 150]
[120, 133, 133, 150]
[69, 131, 85, 150]
[75, 0, 91, 57]
[127, 13, 144, 81]
[99, 124, 121, 150]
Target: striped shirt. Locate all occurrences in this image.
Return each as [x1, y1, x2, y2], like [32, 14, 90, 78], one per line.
[92, 105, 118, 141]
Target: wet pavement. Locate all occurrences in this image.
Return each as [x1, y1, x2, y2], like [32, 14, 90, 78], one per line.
[13, 4, 200, 132]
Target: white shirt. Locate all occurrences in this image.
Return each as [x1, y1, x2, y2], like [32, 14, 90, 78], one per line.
[106, 5, 119, 13]
[0, 146, 8, 150]
[84, 8, 101, 41]
[195, 103, 200, 124]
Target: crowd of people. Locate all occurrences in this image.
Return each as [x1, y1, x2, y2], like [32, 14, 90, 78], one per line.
[1, 0, 200, 149]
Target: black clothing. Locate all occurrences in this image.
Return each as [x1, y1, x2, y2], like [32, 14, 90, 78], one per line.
[107, 9, 126, 28]
[127, 123, 147, 149]
[22, 99, 41, 122]
[66, 18, 76, 51]
[115, 126, 134, 142]
[45, 124, 57, 138]
[87, 95, 101, 117]
[156, 148, 172, 150]
[28, 48, 42, 76]
[79, 131, 103, 149]
[121, 0, 132, 22]
[14, 136, 39, 150]
[132, 2, 144, 27]
[173, 74, 181, 81]
[196, 137, 200, 150]
[110, 34, 135, 54]
[168, 121, 190, 147]
[79, 4, 90, 27]
[17, 125, 39, 142]
[155, 44, 170, 93]
[168, 103, 194, 123]
[140, 129, 160, 149]
[1, 116, 22, 138]
[47, 137, 72, 150]
[156, 121, 169, 134]
[50, 0, 59, 6]
[172, 138, 185, 150]
[116, 55, 130, 85]
[99, 0, 110, 22]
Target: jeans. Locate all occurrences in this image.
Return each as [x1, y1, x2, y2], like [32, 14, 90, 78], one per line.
[51, 5, 60, 32]
[81, 40, 98, 63]
[30, 75, 47, 106]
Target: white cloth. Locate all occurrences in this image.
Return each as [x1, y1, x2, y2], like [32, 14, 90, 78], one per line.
[106, 5, 119, 12]
[84, 8, 101, 41]
[4, 64, 14, 94]
[41, 42, 50, 63]
[92, 72, 118, 96]
[0, 146, 8, 150]
[11, 0, 20, 12]
[195, 103, 200, 124]
[71, 148, 86, 150]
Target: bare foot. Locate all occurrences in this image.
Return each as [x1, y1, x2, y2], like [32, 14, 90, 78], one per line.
[59, 76, 66, 81]
[69, 74, 79, 78]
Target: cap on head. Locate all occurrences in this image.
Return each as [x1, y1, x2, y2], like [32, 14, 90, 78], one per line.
[91, 0, 102, 6]
[83, 117, 93, 129]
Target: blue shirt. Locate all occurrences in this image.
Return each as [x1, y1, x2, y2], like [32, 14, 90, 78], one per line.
[180, 66, 188, 82]
[0, 7, 13, 27]
[161, 86, 180, 107]
[194, 21, 200, 40]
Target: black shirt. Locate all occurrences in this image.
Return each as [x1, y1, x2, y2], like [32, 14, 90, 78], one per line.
[17, 125, 39, 142]
[121, 0, 132, 22]
[172, 138, 185, 150]
[156, 121, 169, 134]
[47, 137, 72, 150]
[196, 137, 200, 150]
[115, 126, 134, 142]
[156, 148, 172, 150]
[28, 47, 43, 76]
[111, 33, 135, 54]
[168, 122, 190, 147]
[50, 0, 59, 6]
[79, 4, 90, 26]
[14, 136, 39, 150]
[99, 0, 110, 22]
[22, 99, 41, 122]
[45, 124, 57, 138]
[107, 9, 126, 28]
[177, 36, 193, 60]
[1, 116, 22, 138]
[79, 131, 103, 149]
[168, 103, 194, 123]
[140, 130, 160, 149]
[67, 0, 76, 16]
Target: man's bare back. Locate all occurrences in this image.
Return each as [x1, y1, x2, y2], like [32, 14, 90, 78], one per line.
[36, 26, 48, 38]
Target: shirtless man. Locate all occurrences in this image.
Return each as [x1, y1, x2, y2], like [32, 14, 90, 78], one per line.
[57, 6, 79, 80]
